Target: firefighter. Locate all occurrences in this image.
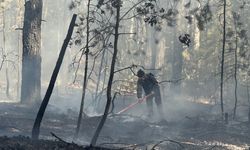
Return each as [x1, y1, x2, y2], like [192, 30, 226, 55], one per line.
[136, 69, 164, 119]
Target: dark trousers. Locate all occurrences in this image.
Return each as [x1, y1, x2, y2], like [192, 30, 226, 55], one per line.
[146, 86, 164, 118]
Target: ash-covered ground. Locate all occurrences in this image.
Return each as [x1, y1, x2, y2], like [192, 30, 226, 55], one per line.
[0, 95, 250, 150]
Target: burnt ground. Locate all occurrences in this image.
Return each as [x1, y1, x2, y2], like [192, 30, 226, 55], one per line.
[0, 100, 250, 150]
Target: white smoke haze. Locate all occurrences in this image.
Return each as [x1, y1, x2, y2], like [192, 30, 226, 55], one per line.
[0, 0, 250, 149]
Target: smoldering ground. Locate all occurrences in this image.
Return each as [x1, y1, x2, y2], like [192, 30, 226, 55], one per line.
[0, 91, 249, 149]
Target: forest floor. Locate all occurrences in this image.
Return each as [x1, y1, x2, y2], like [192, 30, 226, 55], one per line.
[0, 98, 250, 150]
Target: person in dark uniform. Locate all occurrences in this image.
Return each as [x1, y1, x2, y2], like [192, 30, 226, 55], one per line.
[136, 69, 164, 119]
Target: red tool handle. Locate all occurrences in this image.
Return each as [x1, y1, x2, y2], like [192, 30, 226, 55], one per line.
[116, 93, 154, 114]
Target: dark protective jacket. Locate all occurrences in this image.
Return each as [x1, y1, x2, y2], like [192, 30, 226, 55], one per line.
[137, 73, 159, 98]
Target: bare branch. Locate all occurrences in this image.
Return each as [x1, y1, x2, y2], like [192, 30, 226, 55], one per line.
[118, 32, 136, 35]
[120, 0, 146, 21]
[50, 132, 68, 144]
[151, 139, 185, 150]
[159, 78, 185, 84]
[114, 64, 138, 74]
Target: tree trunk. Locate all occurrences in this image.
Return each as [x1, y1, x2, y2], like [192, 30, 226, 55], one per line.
[233, 17, 238, 119]
[220, 0, 226, 116]
[21, 0, 43, 103]
[90, 3, 121, 146]
[150, 27, 157, 73]
[74, 0, 91, 139]
[17, 31, 21, 100]
[2, 8, 11, 99]
[247, 85, 250, 122]
[32, 14, 77, 140]
[170, 0, 183, 94]
[16, 0, 24, 100]
[94, 49, 106, 108]
[5, 68, 10, 99]
[170, 27, 183, 93]
[95, 54, 109, 110]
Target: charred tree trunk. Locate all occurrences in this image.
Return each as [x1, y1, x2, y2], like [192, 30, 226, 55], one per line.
[220, 0, 226, 117]
[32, 14, 77, 140]
[90, 2, 121, 146]
[21, 0, 43, 103]
[74, 0, 91, 139]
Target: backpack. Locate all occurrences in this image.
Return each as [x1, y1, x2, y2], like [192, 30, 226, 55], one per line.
[147, 72, 158, 85]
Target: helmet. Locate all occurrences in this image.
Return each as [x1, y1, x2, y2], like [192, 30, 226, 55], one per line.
[137, 69, 145, 78]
